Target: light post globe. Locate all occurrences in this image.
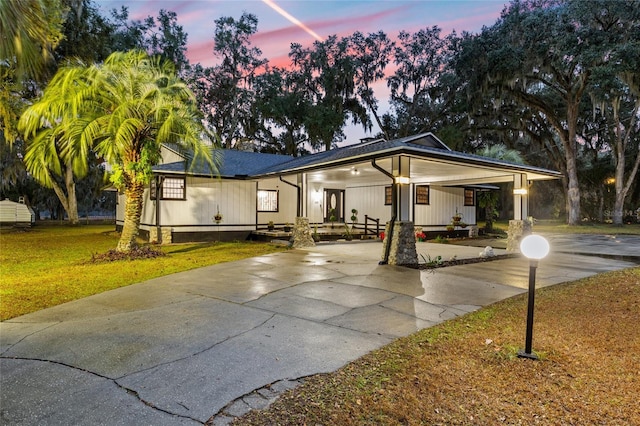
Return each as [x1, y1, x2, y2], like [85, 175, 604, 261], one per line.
[520, 235, 550, 260]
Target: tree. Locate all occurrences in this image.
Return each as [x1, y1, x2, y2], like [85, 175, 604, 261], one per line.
[0, 0, 63, 82]
[349, 31, 394, 139]
[253, 67, 312, 156]
[1, 0, 63, 144]
[146, 9, 189, 72]
[476, 145, 525, 232]
[455, 0, 618, 225]
[55, 0, 116, 63]
[386, 26, 451, 138]
[289, 35, 368, 151]
[197, 13, 267, 149]
[21, 51, 217, 250]
[580, 0, 640, 226]
[19, 62, 95, 225]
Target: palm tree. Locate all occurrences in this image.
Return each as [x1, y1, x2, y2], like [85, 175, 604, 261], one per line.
[19, 63, 93, 225]
[0, 0, 63, 82]
[84, 51, 217, 251]
[1, 0, 63, 146]
[21, 50, 217, 250]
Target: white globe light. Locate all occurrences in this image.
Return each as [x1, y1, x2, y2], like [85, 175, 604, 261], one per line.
[520, 235, 550, 260]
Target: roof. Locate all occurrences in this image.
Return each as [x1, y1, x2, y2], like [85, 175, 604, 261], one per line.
[153, 132, 562, 180]
[153, 149, 294, 179]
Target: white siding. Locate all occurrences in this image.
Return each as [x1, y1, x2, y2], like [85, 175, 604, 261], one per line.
[160, 146, 186, 164]
[118, 177, 258, 234]
[168, 177, 255, 231]
[257, 176, 298, 225]
[344, 181, 392, 225]
[413, 186, 475, 228]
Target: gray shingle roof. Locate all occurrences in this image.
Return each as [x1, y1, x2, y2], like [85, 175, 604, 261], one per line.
[153, 132, 561, 179]
[153, 149, 294, 178]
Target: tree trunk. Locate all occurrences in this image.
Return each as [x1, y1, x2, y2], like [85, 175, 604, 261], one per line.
[64, 164, 79, 225]
[565, 102, 581, 226]
[117, 178, 145, 252]
[49, 162, 80, 225]
[611, 101, 640, 226]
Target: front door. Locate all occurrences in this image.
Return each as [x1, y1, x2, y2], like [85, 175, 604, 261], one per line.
[324, 189, 344, 223]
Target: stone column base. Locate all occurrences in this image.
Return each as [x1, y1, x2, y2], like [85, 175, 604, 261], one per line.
[506, 219, 532, 252]
[292, 217, 315, 248]
[382, 221, 418, 266]
[149, 227, 172, 244]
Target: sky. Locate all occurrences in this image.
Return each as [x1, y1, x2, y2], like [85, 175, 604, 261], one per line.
[95, 0, 510, 140]
[97, 0, 508, 68]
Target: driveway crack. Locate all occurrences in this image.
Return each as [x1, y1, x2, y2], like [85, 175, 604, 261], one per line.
[0, 356, 203, 424]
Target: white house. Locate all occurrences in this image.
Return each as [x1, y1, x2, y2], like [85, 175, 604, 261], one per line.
[115, 133, 561, 243]
[0, 198, 35, 227]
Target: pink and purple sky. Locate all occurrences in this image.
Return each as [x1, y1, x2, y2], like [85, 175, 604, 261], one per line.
[97, 0, 509, 69]
[96, 0, 509, 139]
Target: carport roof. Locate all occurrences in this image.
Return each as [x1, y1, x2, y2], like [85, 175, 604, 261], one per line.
[153, 133, 562, 182]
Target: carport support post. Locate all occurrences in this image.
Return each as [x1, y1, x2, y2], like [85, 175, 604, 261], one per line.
[507, 174, 531, 252]
[388, 156, 417, 266]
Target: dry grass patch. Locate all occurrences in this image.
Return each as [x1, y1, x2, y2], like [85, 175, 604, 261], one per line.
[234, 267, 640, 425]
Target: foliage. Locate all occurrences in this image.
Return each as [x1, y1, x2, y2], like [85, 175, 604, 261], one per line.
[342, 223, 353, 240]
[191, 13, 267, 150]
[19, 50, 216, 249]
[0, 0, 63, 83]
[385, 26, 454, 139]
[432, 235, 449, 244]
[0, 225, 286, 320]
[419, 253, 443, 267]
[454, 0, 640, 225]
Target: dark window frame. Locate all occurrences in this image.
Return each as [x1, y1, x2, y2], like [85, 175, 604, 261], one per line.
[257, 189, 279, 212]
[415, 185, 430, 205]
[384, 186, 392, 205]
[150, 176, 186, 201]
[464, 188, 475, 206]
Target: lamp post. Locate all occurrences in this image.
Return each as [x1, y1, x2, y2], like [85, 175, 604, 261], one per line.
[517, 234, 550, 360]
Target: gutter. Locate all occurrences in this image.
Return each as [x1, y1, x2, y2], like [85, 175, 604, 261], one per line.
[371, 159, 396, 265]
[279, 176, 302, 217]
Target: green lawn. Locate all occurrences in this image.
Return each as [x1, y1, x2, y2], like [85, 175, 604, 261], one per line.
[484, 220, 640, 235]
[0, 224, 286, 320]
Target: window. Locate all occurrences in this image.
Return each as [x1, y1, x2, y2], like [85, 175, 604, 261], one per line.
[257, 189, 278, 212]
[163, 178, 186, 199]
[384, 186, 392, 205]
[415, 185, 430, 205]
[151, 177, 186, 200]
[464, 188, 475, 206]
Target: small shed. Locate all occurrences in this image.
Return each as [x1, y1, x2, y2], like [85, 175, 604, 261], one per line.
[0, 199, 35, 227]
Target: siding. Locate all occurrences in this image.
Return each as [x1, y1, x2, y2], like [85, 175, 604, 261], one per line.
[413, 186, 475, 227]
[257, 176, 298, 225]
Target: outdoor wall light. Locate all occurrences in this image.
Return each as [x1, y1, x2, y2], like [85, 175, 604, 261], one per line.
[518, 234, 550, 360]
[395, 176, 410, 184]
[513, 188, 528, 195]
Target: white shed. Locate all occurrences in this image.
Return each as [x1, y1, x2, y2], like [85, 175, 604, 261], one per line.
[0, 199, 35, 227]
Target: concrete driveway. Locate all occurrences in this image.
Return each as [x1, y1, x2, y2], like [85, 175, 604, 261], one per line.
[1, 236, 638, 425]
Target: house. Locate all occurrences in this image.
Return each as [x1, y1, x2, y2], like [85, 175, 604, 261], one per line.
[115, 133, 561, 244]
[0, 198, 35, 227]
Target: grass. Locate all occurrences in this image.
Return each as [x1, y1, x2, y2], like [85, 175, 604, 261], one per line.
[235, 267, 640, 425]
[0, 225, 286, 320]
[485, 219, 640, 235]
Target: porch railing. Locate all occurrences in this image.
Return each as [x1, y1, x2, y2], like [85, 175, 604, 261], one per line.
[364, 215, 380, 238]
